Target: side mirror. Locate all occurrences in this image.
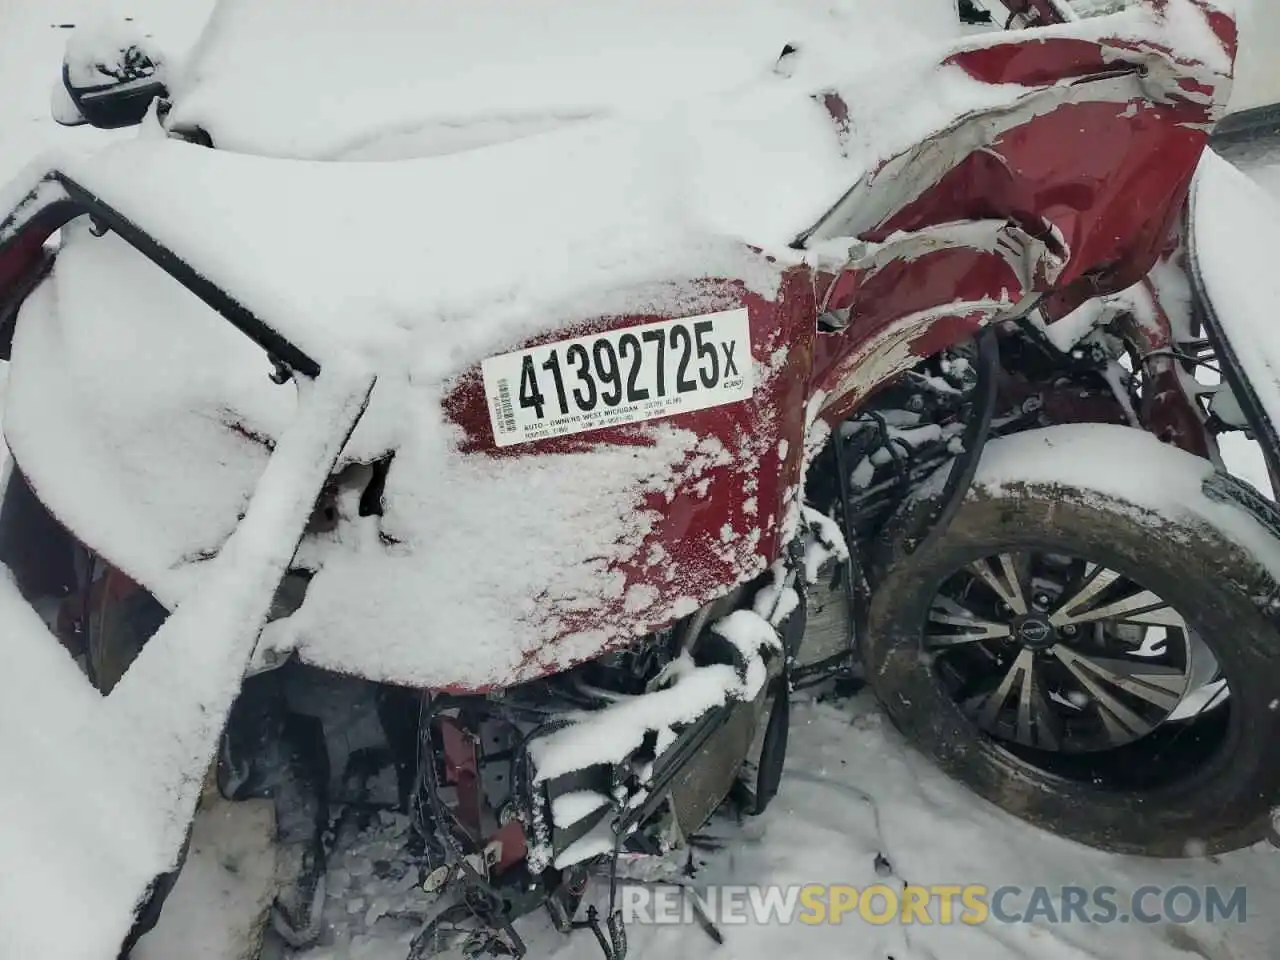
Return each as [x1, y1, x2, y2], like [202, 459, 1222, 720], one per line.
[54, 21, 168, 130]
[957, 0, 994, 25]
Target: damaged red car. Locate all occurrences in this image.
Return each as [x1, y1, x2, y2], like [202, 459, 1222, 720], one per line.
[1, 1, 1278, 957]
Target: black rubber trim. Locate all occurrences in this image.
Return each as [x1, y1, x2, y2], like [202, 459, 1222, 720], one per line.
[791, 649, 855, 685]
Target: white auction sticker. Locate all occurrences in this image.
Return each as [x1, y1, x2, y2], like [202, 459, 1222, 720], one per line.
[482, 308, 754, 447]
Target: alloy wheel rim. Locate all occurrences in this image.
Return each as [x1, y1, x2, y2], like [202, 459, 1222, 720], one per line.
[925, 551, 1226, 756]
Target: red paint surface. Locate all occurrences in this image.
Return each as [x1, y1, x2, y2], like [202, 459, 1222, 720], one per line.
[946, 38, 1127, 88]
[868, 101, 1208, 296]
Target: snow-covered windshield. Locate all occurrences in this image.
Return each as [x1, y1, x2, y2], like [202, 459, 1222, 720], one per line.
[163, 0, 977, 160]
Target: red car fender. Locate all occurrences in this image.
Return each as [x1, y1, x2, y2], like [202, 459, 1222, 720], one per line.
[808, 4, 1236, 437]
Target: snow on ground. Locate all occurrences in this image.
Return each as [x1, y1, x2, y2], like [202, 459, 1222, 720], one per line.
[2, 3, 1280, 960]
[133, 795, 280, 960]
[273, 697, 1280, 960]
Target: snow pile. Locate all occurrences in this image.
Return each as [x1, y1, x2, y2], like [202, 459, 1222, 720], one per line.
[46, 86, 836, 372]
[528, 659, 750, 785]
[0, 365, 373, 960]
[272, 423, 728, 688]
[713, 608, 782, 695]
[753, 562, 802, 627]
[0, 564, 154, 960]
[133, 796, 279, 960]
[800, 505, 849, 583]
[159, 0, 1232, 163]
[551, 791, 613, 828]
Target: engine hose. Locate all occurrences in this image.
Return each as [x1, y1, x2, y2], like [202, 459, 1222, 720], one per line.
[905, 326, 1000, 556]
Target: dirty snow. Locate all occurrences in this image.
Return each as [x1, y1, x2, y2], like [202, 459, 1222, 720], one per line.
[134, 795, 280, 960]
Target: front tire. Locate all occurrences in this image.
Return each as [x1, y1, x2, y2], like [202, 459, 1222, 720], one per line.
[864, 424, 1280, 856]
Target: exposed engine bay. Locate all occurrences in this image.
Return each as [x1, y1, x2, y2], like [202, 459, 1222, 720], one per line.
[202, 537, 824, 958]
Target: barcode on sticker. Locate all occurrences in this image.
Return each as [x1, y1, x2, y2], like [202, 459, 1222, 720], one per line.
[496, 379, 516, 434]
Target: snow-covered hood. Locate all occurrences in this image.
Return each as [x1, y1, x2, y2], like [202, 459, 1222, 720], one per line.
[162, 0, 970, 160]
